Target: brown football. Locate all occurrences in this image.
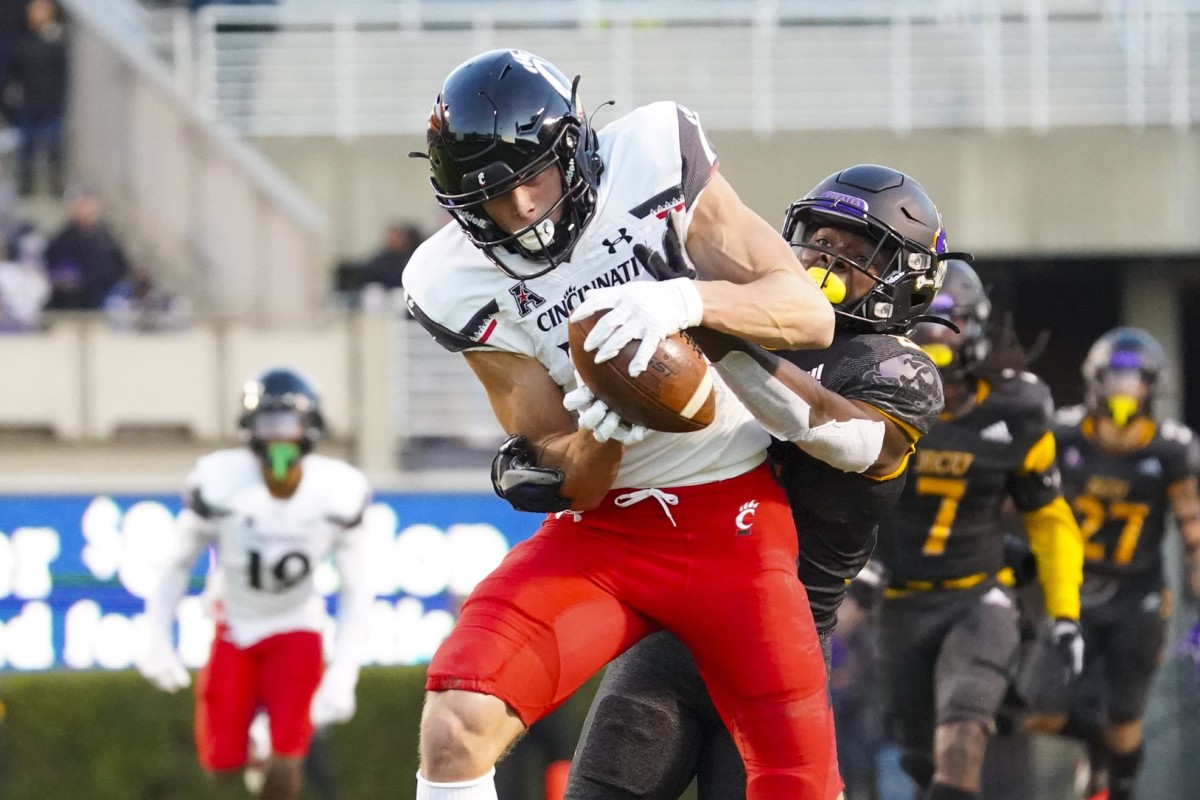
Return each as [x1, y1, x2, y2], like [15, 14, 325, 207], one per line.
[567, 310, 717, 433]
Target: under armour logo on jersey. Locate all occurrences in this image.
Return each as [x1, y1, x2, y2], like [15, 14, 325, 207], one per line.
[735, 500, 758, 536]
[980, 420, 1012, 444]
[1064, 446, 1082, 469]
[602, 228, 633, 254]
[508, 281, 546, 317]
[981, 586, 1014, 608]
[1138, 457, 1163, 477]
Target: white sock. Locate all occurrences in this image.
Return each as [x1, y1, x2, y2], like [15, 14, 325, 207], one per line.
[416, 768, 498, 800]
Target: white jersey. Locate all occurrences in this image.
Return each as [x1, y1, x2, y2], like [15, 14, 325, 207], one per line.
[404, 101, 768, 488]
[167, 449, 372, 648]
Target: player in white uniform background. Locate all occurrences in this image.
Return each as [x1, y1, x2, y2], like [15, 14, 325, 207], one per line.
[136, 368, 373, 800]
[404, 49, 843, 800]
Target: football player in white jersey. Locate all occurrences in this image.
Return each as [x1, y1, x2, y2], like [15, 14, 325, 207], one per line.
[404, 49, 840, 800]
[136, 368, 373, 800]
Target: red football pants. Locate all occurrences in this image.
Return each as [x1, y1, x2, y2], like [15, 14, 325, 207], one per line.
[195, 626, 323, 771]
[427, 464, 838, 800]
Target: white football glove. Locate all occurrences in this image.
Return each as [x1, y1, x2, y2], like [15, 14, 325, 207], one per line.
[570, 277, 703, 376]
[310, 667, 358, 727]
[563, 375, 648, 445]
[1050, 618, 1085, 677]
[136, 637, 191, 693]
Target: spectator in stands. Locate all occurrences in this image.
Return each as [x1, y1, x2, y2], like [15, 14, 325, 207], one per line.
[332, 222, 423, 312]
[360, 221, 422, 290]
[8, 0, 67, 197]
[104, 265, 191, 332]
[45, 187, 130, 310]
[0, 224, 48, 331]
[0, 0, 29, 123]
[0, 176, 22, 245]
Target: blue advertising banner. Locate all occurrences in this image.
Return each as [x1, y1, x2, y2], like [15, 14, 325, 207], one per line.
[0, 494, 542, 672]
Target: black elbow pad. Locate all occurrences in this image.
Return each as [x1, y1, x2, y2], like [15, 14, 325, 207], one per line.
[1003, 533, 1039, 586]
[491, 435, 571, 513]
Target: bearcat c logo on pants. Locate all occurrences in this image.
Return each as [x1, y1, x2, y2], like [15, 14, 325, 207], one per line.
[735, 500, 758, 536]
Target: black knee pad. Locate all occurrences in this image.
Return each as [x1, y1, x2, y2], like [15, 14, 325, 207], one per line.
[899, 749, 934, 789]
[1107, 707, 1143, 727]
[1059, 711, 1103, 743]
[569, 696, 697, 800]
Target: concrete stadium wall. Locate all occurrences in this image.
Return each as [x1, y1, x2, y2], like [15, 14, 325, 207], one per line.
[254, 125, 1200, 426]
[253, 126, 1200, 261]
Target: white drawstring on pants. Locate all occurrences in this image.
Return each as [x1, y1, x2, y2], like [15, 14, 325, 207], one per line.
[613, 488, 680, 527]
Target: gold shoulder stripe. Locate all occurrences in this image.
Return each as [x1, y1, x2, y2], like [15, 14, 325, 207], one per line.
[863, 444, 916, 482]
[976, 379, 991, 405]
[1136, 418, 1158, 448]
[860, 402, 922, 443]
[1020, 430, 1057, 475]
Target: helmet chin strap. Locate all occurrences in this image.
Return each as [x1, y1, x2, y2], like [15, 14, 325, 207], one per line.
[909, 315, 959, 333]
[264, 441, 302, 480]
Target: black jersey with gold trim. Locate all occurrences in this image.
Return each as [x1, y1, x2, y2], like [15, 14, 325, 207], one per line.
[1055, 407, 1200, 593]
[770, 329, 943, 633]
[876, 369, 1060, 584]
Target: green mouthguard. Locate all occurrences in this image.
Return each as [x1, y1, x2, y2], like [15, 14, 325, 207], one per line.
[266, 442, 301, 480]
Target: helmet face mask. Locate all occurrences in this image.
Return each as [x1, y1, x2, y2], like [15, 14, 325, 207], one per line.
[910, 259, 991, 383]
[423, 49, 603, 279]
[782, 165, 950, 333]
[248, 410, 307, 443]
[239, 369, 325, 477]
[1082, 327, 1165, 427]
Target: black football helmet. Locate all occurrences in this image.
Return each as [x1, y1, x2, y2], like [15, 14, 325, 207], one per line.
[419, 49, 603, 279]
[909, 259, 990, 382]
[238, 367, 325, 455]
[782, 164, 951, 333]
[1082, 327, 1165, 426]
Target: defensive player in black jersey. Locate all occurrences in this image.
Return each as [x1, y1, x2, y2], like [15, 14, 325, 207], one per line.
[497, 163, 952, 800]
[871, 260, 1085, 800]
[1029, 328, 1200, 800]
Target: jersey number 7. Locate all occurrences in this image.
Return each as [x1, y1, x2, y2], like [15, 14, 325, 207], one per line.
[916, 476, 967, 556]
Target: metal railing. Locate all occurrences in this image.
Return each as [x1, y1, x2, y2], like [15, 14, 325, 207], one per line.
[61, 0, 330, 325]
[132, 0, 1200, 136]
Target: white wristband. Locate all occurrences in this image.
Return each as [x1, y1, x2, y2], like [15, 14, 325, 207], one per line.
[715, 351, 884, 473]
[673, 278, 705, 328]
